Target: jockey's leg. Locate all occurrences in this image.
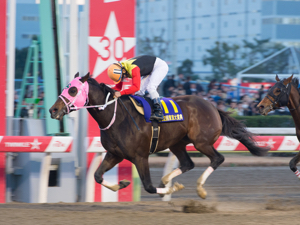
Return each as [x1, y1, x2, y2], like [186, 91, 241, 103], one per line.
[150, 98, 164, 121]
[148, 58, 168, 121]
[94, 152, 129, 192]
[135, 76, 150, 97]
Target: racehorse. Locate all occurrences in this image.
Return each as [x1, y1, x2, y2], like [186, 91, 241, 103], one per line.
[49, 72, 268, 199]
[257, 74, 300, 179]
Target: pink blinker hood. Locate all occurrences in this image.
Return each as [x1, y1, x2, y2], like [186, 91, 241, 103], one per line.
[59, 77, 89, 113]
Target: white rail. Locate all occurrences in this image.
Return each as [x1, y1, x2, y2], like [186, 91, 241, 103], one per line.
[247, 127, 295, 135]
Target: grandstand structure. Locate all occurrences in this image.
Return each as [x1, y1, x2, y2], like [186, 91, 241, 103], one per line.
[237, 46, 300, 83]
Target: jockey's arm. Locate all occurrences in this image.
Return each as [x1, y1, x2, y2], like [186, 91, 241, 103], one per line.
[112, 81, 123, 91]
[120, 67, 141, 96]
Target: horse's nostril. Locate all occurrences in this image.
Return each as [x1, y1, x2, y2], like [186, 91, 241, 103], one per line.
[49, 108, 57, 114]
[259, 105, 264, 109]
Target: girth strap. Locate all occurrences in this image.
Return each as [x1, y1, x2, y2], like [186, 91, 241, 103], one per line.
[149, 120, 160, 154]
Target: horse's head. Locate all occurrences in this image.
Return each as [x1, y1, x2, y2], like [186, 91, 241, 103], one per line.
[49, 72, 90, 120]
[257, 74, 293, 115]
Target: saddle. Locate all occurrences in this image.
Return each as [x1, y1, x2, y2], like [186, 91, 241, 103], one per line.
[128, 96, 147, 115]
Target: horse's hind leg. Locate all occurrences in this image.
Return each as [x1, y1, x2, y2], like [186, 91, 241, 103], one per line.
[289, 151, 300, 179]
[94, 152, 130, 192]
[134, 156, 184, 195]
[193, 144, 224, 199]
[159, 143, 194, 187]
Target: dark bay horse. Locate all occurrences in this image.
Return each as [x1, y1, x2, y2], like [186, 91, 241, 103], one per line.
[49, 73, 268, 199]
[257, 74, 300, 179]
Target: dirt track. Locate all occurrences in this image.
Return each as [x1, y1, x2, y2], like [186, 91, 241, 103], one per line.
[1, 164, 300, 225]
[1, 200, 299, 225]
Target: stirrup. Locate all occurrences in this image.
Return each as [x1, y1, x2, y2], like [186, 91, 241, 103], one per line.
[150, 112, 164, 121]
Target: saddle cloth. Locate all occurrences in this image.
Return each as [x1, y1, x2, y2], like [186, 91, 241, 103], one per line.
[129, 95, 184, 123]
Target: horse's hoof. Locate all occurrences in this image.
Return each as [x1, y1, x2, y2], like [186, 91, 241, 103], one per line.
[197, 186, 207, 199]
[119, 180, 131, 190]
[172, 182, 184, 193]
[158, 181, 166, 197]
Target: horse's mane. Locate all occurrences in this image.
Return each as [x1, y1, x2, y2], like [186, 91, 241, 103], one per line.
[286, 77, 300, 95]
[87, 77, 115, 95]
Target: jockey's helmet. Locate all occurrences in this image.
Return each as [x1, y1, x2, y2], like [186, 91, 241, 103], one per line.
[107, 62, 123, 84]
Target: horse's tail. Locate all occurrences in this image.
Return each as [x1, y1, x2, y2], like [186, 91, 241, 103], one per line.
[218, 109, 269, 156]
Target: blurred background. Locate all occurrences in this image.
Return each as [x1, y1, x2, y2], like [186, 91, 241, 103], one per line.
[12, 0, 300, 121]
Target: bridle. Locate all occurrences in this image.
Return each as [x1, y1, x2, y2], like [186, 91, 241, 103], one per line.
[59, 79, 89, 114]
[59, 78, 118, 130]
[265, 80, 295, 110]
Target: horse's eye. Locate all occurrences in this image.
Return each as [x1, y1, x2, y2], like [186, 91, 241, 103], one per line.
[68, 87, 77, 96]
[276, 89, 281, 93]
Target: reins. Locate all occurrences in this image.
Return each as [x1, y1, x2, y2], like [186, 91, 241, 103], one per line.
[288, 92, 300, 111]
[289, 101, 300, 111]
[98, 93, 118, 130]
[60, 85, 118, 130]
[76, 92, 118, 130]
[119, 98, 140, 131]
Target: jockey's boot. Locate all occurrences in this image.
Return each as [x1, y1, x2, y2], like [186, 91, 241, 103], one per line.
[150, 98, 164, 121]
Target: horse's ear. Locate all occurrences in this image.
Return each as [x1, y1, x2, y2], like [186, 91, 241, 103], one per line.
[275, 74, 280, 82]
[80, 72, 90, 83]
[74, 72, 79, 78]
[283, 74, 293, 85]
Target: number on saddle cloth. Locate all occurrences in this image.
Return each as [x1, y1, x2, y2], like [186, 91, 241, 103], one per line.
[129, 95, 184, 123]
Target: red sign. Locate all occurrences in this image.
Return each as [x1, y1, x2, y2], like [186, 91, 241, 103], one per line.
[88, 0, 136, 202]
[88, 0, 135, 136]
[0, 136, 73, 153]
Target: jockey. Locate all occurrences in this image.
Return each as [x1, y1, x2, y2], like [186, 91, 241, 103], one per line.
[107, 55, 169, 121]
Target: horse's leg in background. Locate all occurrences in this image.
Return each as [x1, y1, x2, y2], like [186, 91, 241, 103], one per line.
[134, 156, 184, 195]
[289, 151, 300, 180]
[193, 144, 224, 199]
[289, 131, 300, 179]
[159, 143, 194, 189]
[94, 152, 130, 191]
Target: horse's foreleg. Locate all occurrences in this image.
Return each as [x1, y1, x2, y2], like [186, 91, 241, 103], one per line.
[194, 144, 224, 199]
[135, 157, 184, 195]
[94, 152, 129, 192]
[289, 151, 300, 179]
